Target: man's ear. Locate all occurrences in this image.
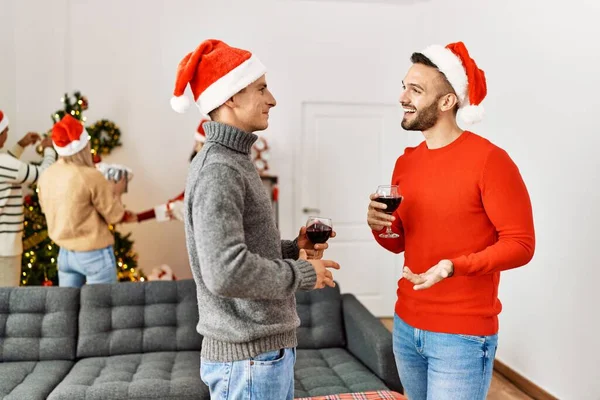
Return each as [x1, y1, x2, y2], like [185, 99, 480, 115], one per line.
[223, 96, 236, 109]
[440, 93, 459, 112]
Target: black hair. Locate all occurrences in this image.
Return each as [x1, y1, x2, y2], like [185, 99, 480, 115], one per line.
[410, 52, 439, 69]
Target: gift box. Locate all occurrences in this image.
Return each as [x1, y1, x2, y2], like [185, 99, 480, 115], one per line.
[96, 162, 133, 192]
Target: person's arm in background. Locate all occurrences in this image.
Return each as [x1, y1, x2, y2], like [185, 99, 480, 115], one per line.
[136, 191, 185, 222]
[0, 135, 56, 185]
[5, 132, 40, 159]
[89, 171, 137, 224]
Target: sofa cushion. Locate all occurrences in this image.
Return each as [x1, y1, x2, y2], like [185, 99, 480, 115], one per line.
[0, 287, 79, 361]
[0, 360, 74, 400]
[296, 285, 345, 349]
[47, 351, 207, 400]
[77, 279, 202, 358]
[294, 348, 389, 398]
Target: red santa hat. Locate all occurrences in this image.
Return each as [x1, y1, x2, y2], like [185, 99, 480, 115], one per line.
[52, 114, 90, 156]
[0, 110, 9, 133]
[171, 39, 267, 116]
[421, 41, 487, 124]
[195, 119, 209, 143]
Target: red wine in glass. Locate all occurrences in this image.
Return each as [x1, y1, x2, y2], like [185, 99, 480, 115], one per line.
[376, 185, 401, 239]
[306, 217, 333, 244]
[377, 197, 402, 214]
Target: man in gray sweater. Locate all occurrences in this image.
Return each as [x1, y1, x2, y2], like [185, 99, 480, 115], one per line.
[171, 39, 341, 399]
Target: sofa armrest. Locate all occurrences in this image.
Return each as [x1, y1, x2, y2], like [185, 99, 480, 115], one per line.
[342, 293, 402, 393]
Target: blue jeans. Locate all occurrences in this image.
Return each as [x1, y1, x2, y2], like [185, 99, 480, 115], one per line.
[393, 314, 498, 400]
[201, 348, 296, 400]
[57, 245, 117, 288]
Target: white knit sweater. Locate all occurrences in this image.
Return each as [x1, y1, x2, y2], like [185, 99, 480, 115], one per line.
[0, 144, 56, 256]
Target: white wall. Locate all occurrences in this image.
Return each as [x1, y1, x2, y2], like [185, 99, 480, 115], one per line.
[2, 0, 599, 398]
[0, 0, 69, 158]
[0, 0, 16, 131]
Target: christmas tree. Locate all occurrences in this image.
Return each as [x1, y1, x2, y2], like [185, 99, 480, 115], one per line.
[21, 92, 144, 286]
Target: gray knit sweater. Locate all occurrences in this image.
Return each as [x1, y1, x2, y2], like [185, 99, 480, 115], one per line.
[184, 121, 317, 362]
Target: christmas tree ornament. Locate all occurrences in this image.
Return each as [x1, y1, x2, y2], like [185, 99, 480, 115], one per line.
[251, 136, 270, 175]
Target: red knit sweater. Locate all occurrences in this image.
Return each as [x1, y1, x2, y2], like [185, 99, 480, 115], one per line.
[374, 131, 535, 335]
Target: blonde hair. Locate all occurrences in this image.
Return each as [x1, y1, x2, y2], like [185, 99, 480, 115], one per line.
[60, 141, 94, 168]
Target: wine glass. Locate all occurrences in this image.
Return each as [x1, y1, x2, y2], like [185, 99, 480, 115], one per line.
[376, 185, 402, 239]
[305, 217, 333, 259]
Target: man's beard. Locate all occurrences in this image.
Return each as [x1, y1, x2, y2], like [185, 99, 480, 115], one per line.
[401, 97, 441, 131]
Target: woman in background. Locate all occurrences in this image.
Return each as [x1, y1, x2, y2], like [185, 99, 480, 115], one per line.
[38, 115, 137, 288]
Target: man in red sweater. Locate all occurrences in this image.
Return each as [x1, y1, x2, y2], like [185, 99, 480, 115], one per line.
[367, 42, 535, 399]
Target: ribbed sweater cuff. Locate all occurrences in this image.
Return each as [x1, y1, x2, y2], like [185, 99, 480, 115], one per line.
[296, 259, 317, 291]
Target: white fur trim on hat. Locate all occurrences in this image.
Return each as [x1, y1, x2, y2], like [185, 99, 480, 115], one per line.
[421, 45, 468, 106]
[196, 54, 267, 115]
[53, 128, 90, 156]
[0, 115, 9, 133]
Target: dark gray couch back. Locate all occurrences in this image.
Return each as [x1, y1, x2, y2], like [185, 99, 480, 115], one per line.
[295, 284, 345, 349]
[77, 279, 202, 358]
[0, 286, 80, 362]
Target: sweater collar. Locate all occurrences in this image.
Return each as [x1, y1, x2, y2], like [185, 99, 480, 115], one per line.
[204, 121, 257, 155]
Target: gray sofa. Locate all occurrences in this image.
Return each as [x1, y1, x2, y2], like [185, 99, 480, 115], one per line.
[0, 279, 401, 399]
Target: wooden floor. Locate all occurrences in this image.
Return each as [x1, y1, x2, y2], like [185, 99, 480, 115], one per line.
[379, 319, 533, 400]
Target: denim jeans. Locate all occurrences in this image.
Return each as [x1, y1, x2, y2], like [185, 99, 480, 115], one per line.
[393, 314, 498, 400]
[57, 245, 117, 288]
[201, 348, 296, 400]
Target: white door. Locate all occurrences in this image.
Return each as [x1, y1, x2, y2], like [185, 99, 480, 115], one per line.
[296, 102, 421, 316]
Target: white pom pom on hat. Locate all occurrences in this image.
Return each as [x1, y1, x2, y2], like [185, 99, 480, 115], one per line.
[170, 95, 191, 114]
